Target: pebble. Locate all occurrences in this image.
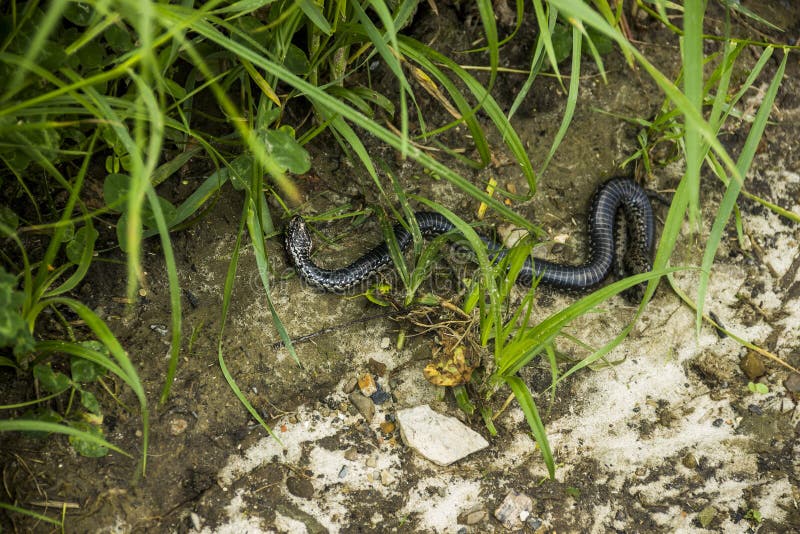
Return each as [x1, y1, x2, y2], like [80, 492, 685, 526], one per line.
[344, 448, 359, 461]
[698, 505, 717, 528]
[526, 516, 543, 529]
[368, 357, 388, 376]
[338, 465, 348, 479]
[366, 454, 378, 468]
[370, 386, 392, 405]
[343, 377, 358, 394]
[169, 418, 188, 436]
[190, 512, 202, 530]
[380, 469, 395, 486]
[740, 352, 766, 380]
[682, 452, 698, 469]
[380, 421, 396, 434]
[494, 490, 533, 530]
[286, 476, 314, 499]
[458, 504, 489, 526]
[380, 337, 391, 350]
[358, 373, 378, 396]
[149, 323, 168, 336]
[396, 405, 489, 466]
[348, 392, 375, 421]
[784, 373, 800, 393]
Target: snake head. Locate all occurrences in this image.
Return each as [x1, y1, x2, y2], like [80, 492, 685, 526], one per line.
[285, 216, 313, 266]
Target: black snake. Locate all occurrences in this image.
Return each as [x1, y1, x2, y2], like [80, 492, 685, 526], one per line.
[285, 177, 655, 296]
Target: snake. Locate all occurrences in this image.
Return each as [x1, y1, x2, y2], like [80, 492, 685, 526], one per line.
[284, 177, 655, 296]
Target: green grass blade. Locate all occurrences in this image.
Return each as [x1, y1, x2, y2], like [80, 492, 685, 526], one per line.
[695, 49, 787, 333]
[496, 268, 678, 377]
[217, 198, 282, 441]
[682, 0, 706, 231]
[508, 5, 555, 120]
[0, 419, 130, 457]
[0, 501, 63, 526]
[505, 375, 555, 478]
[539, 24, 582, 174]
[475, 0, 499, 91]
[35, 340, 130, 388]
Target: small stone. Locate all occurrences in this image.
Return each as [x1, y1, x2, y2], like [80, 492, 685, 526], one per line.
[380, 421, 396, 434]
[348, 392, 375, 421]
[368, 357, 388, 376]
[712, 418, 724, 427]
[190, 512, 202, 530]
[682, 452, 698, 469]
[464, 509, 487, 525]
[344, 448, 359, 461]
[784, 373, 800, 393]
[380, 469, 395, 486]
[494, 490, 533, 530]
[365, 454, 378, 468]
[380, 337, 391, 350]
[358, 373, 378, 396]
[371, 388, 392, 405]
[343, 377, 358, 394]
[740, 352, 766, 380]
[286, 476, 314, 499]
[149, 323, 168, 336]
[748, 404, 763, 415]
[169, 418, 188, 436]
[396, 405, 489, 466]
[338, 465, 348, 479]
[698, 505, 716, 528]
[526, 516, 543, 529]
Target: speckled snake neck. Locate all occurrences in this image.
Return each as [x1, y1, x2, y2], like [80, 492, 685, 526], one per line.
[284, 177, 655, 295]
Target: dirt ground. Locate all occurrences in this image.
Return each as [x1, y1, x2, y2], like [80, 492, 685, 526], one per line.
[2, 2, 800, 532]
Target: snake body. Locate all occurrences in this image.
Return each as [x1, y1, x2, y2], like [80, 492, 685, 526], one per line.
[285, 177, 655, 294]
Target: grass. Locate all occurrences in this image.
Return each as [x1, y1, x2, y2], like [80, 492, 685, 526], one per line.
[0, 0, 797, 523]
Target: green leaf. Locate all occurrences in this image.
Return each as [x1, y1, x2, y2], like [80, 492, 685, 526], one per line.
[71, 351, 106, 383]
[80, 390, 102, 415]
[75, 39, 106, 69]
[284, 44, 310, 75]
[68, 420, 108, 457]
[33, 364, 72, 394]
[296, 0, 332, 35]
[212, 0, 277, 14]
[142, 196, 177, 229]
[66, 225, 99, 264]
[0, 267, 35, 357]
[263, 128, 311, 174]
[0, 206, 19, 229]
[103, 173, 130, 212]
[104, 22, 133, 53]
[549, 24, 573, 65]
[63, 2, 95, 26]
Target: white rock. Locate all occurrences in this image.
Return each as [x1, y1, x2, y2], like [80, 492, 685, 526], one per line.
[494, 490, 533, 530]
[396, 404, 489, 466]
